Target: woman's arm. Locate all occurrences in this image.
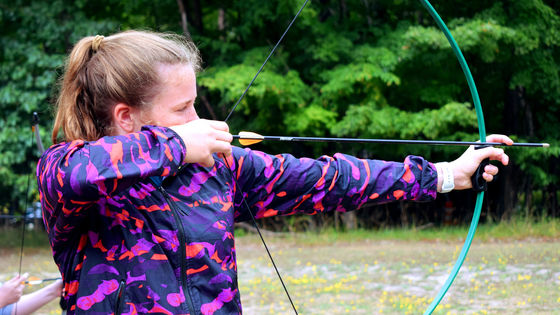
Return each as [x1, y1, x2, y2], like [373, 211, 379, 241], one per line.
[37, 126, 186, 238]
[231, 134, 512, 221]
[38, 126, 186, 204]
[231, 147, 437, 221]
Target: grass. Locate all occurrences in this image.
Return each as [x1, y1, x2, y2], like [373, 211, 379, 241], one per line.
[0, 225, 50, 248]
[2, 217, 558, 249]
[0, 218, 558, 314]
[250, 217, 560, 245]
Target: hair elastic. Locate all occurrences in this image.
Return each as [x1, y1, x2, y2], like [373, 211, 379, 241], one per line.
[92, 35, 104, 52]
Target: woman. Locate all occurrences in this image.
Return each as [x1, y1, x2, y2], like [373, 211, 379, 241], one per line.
[37, 30, 511, 315]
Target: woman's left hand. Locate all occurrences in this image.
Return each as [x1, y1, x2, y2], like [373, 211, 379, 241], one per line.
[443, 134, 513, 191]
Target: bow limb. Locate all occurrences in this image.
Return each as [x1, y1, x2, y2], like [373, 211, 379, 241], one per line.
[20, 113, 44, 273]
[418, 1, 487, 314]
[15, 113, 44, 315]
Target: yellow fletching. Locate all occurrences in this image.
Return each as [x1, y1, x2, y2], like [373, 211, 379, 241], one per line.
[239, 139, 262, 146]
[238, 131, 264, 146]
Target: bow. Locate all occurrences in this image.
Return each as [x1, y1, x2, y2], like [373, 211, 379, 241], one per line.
[13, 112, 46, 315]
[418, 0, 487, 313]
[221, 1, 491, 313]
[19, 113, 45, 272]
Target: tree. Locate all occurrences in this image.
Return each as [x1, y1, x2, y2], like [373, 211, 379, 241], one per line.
[1, 0, 558, 225]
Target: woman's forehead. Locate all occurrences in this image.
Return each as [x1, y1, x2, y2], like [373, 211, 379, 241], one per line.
[156, 63, 195, 85]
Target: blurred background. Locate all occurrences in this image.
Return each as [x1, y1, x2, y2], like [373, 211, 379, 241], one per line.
[0, 0, 559, 232]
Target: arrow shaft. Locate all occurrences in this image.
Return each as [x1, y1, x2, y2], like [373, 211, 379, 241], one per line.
[24, 277, 61, 285]
[232, 135, 548, 147]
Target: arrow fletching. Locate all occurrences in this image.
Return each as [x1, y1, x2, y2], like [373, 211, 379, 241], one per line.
[237, 131, 264, 146]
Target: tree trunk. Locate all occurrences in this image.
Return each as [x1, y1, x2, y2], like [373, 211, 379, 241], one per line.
[342, 211, 357, 230]
[176, 0, 190, 37]
[338, 0, 347, 22]
[399, 201, 409, 228]
[501, 85, 535, 220]
[550, 185, 558, 218]
[334, 211, 340, 230]
[524, 177, 533, 218]
[188, 0, 204, 35]
[197, 89, 218, 120]
[218, 7, 225, 39]
[517, 86, 535, 138]
[499, 164, 517, 221]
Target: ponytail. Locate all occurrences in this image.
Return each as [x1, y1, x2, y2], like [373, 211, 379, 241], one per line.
[52, 31, 201, 143]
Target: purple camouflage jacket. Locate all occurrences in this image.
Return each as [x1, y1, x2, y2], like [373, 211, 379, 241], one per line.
[37, 125, 438, 315]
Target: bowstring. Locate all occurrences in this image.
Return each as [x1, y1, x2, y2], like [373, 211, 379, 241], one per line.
[221, 1, 310, 314]
[224, 0, 310, 122]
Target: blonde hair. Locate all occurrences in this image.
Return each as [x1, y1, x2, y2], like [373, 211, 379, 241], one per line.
[52, 30, 201, 143]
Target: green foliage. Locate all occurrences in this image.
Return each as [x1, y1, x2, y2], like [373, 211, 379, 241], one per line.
[0, 0, 559, 220]
[0, 0, 172, 212]
[332, 102, 477, 140]
[515, 139, 560, 186]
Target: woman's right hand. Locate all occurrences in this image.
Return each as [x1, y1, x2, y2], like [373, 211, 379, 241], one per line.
[170, 119, 233, 167]
[0, 274, 27, 307]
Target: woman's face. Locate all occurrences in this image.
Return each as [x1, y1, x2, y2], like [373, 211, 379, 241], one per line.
[141, 63, 199, 128]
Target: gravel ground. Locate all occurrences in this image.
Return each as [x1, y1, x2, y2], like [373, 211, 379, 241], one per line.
[1, 236, 558, 314]
[236, 236, 560, 315]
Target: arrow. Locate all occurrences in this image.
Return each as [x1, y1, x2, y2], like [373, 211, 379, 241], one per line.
[24, 277, 61, 285]
[234, 131, 549, 147]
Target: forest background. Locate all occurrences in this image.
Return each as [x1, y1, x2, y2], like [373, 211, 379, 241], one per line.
[0, 0, 559, 231]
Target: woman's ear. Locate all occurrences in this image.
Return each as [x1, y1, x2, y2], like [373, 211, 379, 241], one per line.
[112, 103, 140, 135]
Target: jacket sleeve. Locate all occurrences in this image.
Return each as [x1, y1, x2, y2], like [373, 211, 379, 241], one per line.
[230, 147, 438, 221]
[37, 126, 186, 234]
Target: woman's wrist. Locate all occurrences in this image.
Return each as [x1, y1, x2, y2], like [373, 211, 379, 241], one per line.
[435, 162, 455, 193]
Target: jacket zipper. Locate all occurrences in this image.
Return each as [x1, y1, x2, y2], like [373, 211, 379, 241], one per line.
[115, 279, 126, 315]
[157, 185, 197, 315]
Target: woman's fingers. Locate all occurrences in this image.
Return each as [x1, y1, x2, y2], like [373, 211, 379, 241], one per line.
[206, 120, 230, 132]
[484, 164, 499, 176]
[213, 130, 234, 147]
[482, 172, 494, 182]
[478, 146, 509, 166]
[171, 119, 233, 167]
[486, 134, 514, 146]
[448, 134, 513, 190]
